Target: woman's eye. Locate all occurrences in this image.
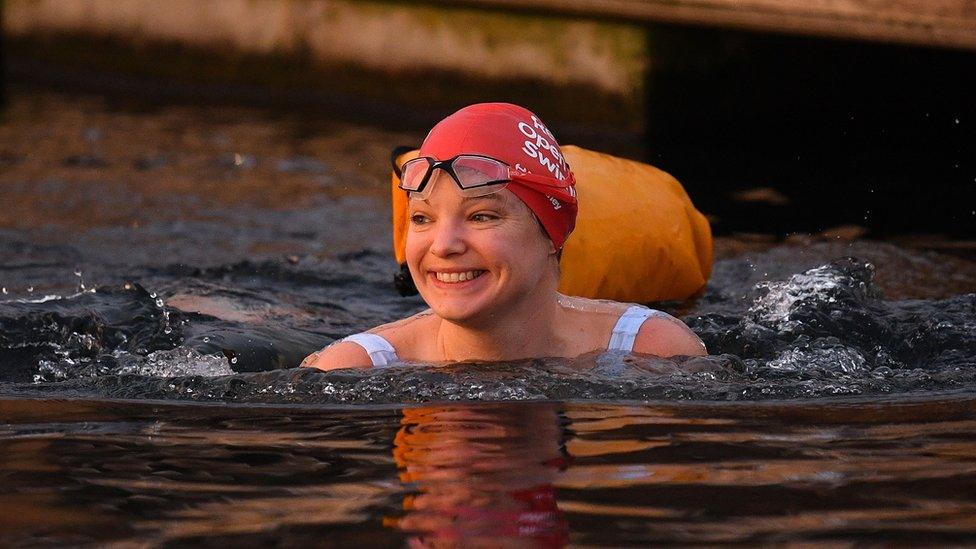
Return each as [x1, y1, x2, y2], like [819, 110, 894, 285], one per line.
[410, 214, 430, 225]
[470, 213, 498, 222]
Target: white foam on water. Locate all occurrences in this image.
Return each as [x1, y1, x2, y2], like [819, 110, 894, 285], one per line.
[115, 348, 234, 377]
[767, 345, 869, 374]
[749, 264, 862, 331]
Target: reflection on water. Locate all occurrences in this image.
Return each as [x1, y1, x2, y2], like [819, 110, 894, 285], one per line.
[388, 405, 569, 546]
[0, 398, 407, 546]
[2, 396, 975, 545]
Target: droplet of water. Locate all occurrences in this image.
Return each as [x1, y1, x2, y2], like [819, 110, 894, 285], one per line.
[27, 286, 34, 293]
[203, 336, 210, 343]
[1, 287, 6, 295]
[74, 270, 82, 277]
[155, 298, 164, 308]
[230, 357, 238, 364]
[163, 326, 172, 334]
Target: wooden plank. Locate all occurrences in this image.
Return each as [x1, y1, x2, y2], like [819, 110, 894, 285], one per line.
[419, 0, 976, 50]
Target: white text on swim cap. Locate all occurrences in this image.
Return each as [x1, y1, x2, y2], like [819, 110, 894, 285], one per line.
[517, 121, 566, 181]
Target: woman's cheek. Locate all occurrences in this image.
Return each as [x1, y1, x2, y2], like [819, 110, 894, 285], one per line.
[404, 234, 427, 280]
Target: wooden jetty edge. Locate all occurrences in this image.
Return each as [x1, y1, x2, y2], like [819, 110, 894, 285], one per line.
[428, 0, 976, 51]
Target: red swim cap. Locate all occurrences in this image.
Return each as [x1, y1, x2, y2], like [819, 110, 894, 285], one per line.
[418, 103, 578, 249]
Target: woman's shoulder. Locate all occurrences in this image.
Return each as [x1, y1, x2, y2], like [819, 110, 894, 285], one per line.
[632, 310, 707, 357]
[605, 300, 707, 357]
[558, 295, 706, 357]
[300, 310, 435, 371]
[300, 339, 373, 371]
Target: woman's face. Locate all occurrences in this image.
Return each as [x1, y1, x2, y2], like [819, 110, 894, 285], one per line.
[405, 171, 556, 325]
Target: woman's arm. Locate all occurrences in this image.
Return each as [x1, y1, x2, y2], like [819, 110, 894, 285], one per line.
[300, 341, 374, 371]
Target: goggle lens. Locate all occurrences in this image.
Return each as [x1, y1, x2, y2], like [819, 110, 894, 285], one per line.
[399, 155, 511, 199]
[452, 156, 509, 187]
[400, 159, 432, 192]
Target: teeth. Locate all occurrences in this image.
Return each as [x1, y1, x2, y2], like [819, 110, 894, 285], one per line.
[435, 270, 484, 283]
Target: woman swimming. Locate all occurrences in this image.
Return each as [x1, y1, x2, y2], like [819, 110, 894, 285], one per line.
[302, 103, 706, 370]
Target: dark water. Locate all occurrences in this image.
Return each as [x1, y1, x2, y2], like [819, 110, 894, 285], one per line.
[2, 91, 976, 545]
[3, 396, 976, 546]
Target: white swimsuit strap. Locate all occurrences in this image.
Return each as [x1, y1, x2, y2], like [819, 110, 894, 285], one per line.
[342, 333, 399, 367]
[608, 305, 662, 352]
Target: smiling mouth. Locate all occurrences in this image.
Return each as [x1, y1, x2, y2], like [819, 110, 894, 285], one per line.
[432, 270, 486, 283]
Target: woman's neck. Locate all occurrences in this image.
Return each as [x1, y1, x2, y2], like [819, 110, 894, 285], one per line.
[433, 284, 565, 362]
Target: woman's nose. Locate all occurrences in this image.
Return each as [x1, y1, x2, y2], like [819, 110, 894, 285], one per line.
[429, 219, 467, 258]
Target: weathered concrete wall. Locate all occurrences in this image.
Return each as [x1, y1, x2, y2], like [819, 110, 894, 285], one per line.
[425, 0, 976, 51]
[3, 0, 649, 96]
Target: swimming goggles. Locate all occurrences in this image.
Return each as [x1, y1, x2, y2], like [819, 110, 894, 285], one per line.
[397, 154, 577, 202]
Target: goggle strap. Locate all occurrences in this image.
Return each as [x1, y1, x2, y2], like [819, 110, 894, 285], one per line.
[391, 145, 417, 179]
[510, 180, 578, 205]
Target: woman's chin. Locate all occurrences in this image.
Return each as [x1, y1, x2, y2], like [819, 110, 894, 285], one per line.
[427, 299, 491, 325]
[424, 287, 505, 325]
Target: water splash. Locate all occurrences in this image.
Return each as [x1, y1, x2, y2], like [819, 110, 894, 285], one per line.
[2, 254, 974, 403]
[749, 260, 879, 332]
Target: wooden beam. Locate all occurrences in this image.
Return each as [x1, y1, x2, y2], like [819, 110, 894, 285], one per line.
[419, 0, 976, 51]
